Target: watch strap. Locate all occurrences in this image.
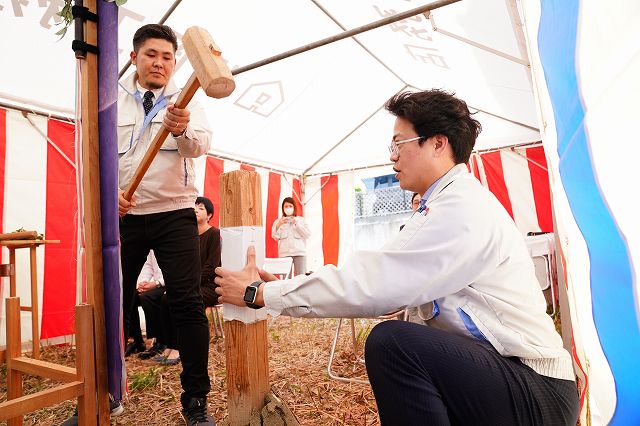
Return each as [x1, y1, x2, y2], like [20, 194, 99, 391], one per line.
[244, 280, 263, 309]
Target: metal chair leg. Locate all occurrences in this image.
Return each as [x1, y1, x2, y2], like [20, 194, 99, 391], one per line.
[546, 255, 557, 316]
[207, 305, 224, 339]
[327, 318, 369, 385]
[213, 305, 224, 339]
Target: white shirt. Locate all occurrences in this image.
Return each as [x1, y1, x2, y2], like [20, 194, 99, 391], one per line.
[137, 250, 164, 286]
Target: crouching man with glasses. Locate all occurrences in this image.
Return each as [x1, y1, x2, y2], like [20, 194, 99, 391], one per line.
[215, 89, 579, 426]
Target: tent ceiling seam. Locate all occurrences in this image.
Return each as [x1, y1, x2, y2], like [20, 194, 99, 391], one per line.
[505, 0, 533, 88]
[301, 104, 385, 175]
[23, 112, 76, 169]
[306, 162, 394, 178]
[207, 152, 302, 178]
[303, 173, 334, 204]
[308, 0, 409, 86]
[473, 140, 542, 154]
[302, 83, 408, 176]
[507, 145, 548, 171]
[0, 96, 74, 120]
[428, 12, 530, 67]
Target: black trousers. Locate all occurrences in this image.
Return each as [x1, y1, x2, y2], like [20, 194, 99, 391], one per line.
[364, 321, 579, 426]
[120, 208, 210, 405]
[160, 284, 220, 350]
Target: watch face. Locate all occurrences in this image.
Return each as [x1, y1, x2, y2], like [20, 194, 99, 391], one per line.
[244, 285, 258, 303]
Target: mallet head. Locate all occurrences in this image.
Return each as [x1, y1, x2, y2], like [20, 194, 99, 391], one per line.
[182, 26, 235, 99]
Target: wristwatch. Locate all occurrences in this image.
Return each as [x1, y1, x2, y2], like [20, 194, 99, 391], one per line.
[243, 281, 264, 309]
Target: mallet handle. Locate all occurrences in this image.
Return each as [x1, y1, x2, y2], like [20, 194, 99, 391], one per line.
[123, 72, 200, 201]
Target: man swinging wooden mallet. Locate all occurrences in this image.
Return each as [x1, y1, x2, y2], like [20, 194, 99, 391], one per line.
[116, 24, 236, 426]
[119, 24, 290, 426]
[122, 25, 235, 201]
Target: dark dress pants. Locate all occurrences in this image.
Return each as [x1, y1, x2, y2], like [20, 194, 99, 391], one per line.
[364, 321, 579, 426]
[160, 284, 220, 350]
[120, 208, 210, 405]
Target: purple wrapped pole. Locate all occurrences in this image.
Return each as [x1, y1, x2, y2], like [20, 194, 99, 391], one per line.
[97, 0, 125, 400]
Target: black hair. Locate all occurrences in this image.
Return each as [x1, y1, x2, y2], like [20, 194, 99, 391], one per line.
[281, 197, 297, 217]
[196, 196, 214, 217]
[133, 24, 178, 53]
[385, 89, 482, 164]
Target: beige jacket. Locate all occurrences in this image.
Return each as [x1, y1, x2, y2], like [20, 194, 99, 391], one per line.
[271, 216, 311, 257]
[118, 73, 212, 215]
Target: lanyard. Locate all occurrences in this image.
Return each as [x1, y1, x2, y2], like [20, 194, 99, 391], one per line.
[130, 91, 169, 148]
[415, 181, 454, 216]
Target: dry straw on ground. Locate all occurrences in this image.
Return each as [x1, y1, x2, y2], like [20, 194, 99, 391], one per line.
[1, 317, 382, 425]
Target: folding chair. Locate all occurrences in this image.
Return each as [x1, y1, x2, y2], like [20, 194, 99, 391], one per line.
[525, 233, 557, 315]
[327, 310, 406, 385]
[263, 257, 294, 280]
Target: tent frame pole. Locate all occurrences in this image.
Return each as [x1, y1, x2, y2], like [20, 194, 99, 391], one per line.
[231, 0, 462, 76]
[427, 12, 530, 66]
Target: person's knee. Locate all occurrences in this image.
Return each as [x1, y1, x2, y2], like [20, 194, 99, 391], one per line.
[365, 321, 402, 364]
[167, 296, 207, 326]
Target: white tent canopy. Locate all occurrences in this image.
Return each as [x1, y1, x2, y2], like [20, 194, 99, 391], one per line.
[2, 1, 640, 424]
[1, 0, 539, 175]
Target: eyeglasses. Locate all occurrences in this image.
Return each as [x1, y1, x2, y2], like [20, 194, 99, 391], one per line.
[388, 136, 423, 157]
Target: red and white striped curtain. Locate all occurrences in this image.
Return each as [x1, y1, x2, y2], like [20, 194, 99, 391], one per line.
[196, 157, 304, 260]
[0, 108, 79, 347]
[0, 107, 355, 346]
[194, 157, 355, 273]
[469, 144, 553, 235]
[0, 106, 551, 346]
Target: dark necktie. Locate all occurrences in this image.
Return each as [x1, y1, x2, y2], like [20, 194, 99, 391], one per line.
[142, 91, 154, 116]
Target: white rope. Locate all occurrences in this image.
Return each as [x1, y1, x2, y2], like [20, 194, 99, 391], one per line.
[23, 113, 76, 169]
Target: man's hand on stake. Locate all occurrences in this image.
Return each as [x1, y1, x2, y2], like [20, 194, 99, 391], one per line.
[215, 245, 262, 306]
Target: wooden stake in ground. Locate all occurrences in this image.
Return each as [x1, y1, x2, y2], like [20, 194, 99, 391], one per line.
[220, 170, 269, 425]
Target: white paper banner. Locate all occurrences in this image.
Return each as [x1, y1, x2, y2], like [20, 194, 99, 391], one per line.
[220, 226, 267, 323]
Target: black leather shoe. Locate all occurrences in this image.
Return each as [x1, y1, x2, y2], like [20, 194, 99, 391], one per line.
[124, 341, 146, 357]
[138, 342, 167, 360]
[182, 397, 215, 425]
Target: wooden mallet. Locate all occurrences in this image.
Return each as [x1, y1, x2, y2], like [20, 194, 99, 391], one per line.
[122, 26, 235, 201]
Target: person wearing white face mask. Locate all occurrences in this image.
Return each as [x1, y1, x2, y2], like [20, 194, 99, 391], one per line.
[272, 197, 311, 276]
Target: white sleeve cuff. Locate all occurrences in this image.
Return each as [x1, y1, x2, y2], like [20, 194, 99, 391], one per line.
[262, 281, 285, 317]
